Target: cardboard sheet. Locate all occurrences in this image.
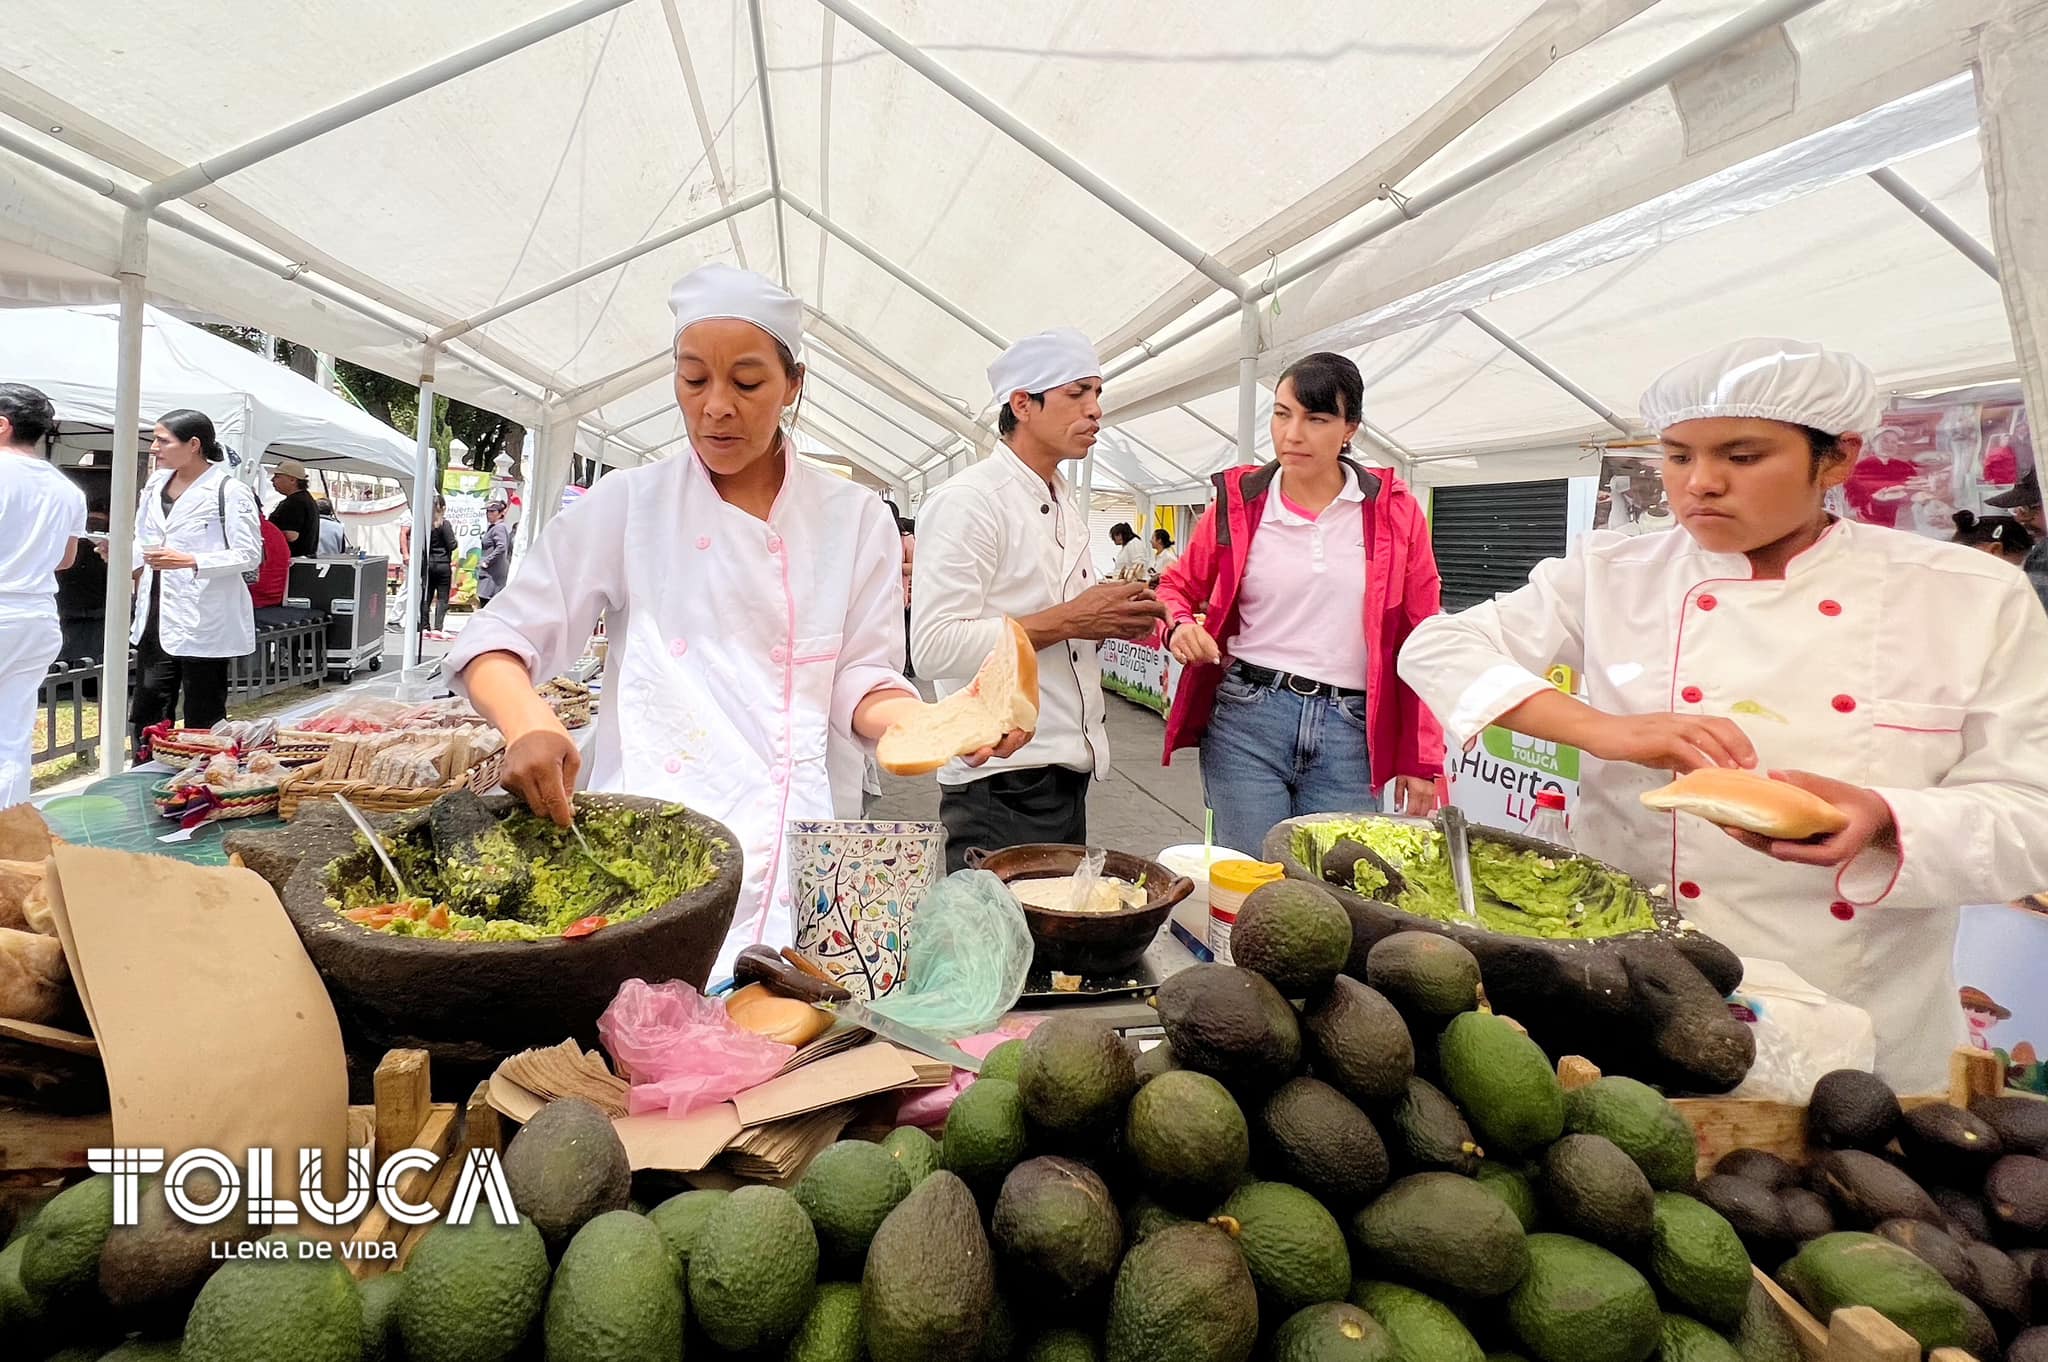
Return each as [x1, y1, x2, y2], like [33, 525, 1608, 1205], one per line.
[485, 1071, 740, 1171]
[730, 1043, 922, 1128]
[42, 845, 349, 1196]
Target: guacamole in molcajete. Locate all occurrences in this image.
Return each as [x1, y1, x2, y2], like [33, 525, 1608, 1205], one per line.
[1292, 817, 1657, 940]
[325, 804, 719, 940]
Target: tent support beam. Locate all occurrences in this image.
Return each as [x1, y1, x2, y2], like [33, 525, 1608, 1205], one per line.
[1236, 302, 1260, 462]
[97, 208, 148, 776]
[1867, 166, 2001, 281]
[805, 0, 1249, 298]
[143, 0, 635, 207]
[431, 188, 775, 343]
[797, 406, 921, 479]
[1102, 0, 1831, 378]
[401, 348, 440, 672]
[781, 192, 1008, 348]
[1460, 309, 1631, 435]
[659, 0, 751, 268]
[744, 0, 794, 286]
[806, 369, 952, 453]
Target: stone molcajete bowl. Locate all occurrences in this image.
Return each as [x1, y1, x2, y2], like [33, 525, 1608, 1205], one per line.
[228, 792, 740, 1072]
[1265, 813, 1754, 1094]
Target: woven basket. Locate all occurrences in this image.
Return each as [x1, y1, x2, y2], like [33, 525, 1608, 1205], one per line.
[273, 734, 337, 768]
[277, 747, 508, 821]
[141, 724, 240, 771]
[151, 774, 282, 822]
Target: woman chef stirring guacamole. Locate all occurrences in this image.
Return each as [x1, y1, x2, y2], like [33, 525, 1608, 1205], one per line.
[448, 264, 934, 978]
[1400, 338, 2048, 1093]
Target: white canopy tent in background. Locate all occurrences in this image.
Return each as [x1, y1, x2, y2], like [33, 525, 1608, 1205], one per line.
[0, 0, 2038, 776]
[0, 303, 418, 481]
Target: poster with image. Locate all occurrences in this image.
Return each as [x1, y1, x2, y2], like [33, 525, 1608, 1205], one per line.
[1835, 383, 2033, 541]
[440, 468, 490, 606]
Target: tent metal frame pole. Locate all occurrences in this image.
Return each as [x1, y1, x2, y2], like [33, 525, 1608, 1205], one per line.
[1236, 302, 1260, 463]
[805, 0, 1249, 299]
[806, 368, 955, 452]
[401, 347, 440, 672]
[142, 0, 635, 206]
[1866, 166, 2001, 281]
[1101, 0, 1831, 376]
[659, 0, 751, 267]
[744, 0, 794, 286]
[97, 208, 149, 775]
[1459, 309, 1631, 434]
[431, 188, 775, 343]
[803, 307, 986, 427]
[796, 405, 921, 480]
[780, 193, 1009, 348]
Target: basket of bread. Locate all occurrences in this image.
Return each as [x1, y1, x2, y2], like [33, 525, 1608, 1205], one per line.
[277, 724, 506, 818]
[151, 750, 287, 822]
[538, 676, 593, 730]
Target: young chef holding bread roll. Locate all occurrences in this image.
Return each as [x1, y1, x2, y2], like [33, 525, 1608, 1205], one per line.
[1400, 338, 2048, 1092]
[448, 264, 1028, 980]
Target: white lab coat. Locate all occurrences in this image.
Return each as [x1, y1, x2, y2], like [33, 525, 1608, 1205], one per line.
[1399, 520, 2048, 1094]
[129, 464, 261, 658]
[911, 444, 1109, 786]
[446, 446, 913, 980]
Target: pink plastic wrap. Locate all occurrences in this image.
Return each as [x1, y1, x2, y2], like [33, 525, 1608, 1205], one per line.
[892, 1016, 1045, 1128]
[598, 978, 793, 1117]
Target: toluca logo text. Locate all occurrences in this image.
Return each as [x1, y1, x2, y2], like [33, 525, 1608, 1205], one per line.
[89, 1147, 519, 1229]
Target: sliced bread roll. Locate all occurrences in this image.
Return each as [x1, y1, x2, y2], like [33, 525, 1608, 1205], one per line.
[1640, 768, 1851, 840]
[0, 926, 69, 1023]
[877, 618, 1039, 776]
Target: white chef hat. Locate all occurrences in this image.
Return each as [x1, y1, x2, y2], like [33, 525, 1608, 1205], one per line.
[669, 262, 804, 361]
[988, 327, 1101, 403]
[1639, 338, 1881, 438]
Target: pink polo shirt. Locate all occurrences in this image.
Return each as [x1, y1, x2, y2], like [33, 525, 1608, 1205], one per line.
[1228, 465, 1371, 689]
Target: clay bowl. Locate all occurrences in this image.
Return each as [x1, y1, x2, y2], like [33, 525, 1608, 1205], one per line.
[278, 792, 740, 1070]
[965, 844, 1193, 975]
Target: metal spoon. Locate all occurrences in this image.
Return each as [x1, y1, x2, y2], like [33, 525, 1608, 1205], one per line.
[1438, 804, 1480, 920]
[333, 793, 411, 900]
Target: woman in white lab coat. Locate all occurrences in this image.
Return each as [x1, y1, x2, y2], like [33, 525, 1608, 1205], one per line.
[127, 409, 262, 746]
[448, 264, 922, 978]
[1399, 339, 2048, 1093]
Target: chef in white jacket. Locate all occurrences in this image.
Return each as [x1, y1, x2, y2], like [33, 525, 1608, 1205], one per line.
[447, 264, 923, 978]
[0, 385, 85, 806]
[127, 410, 262, 745]
[1400, 338, 2048, 1093]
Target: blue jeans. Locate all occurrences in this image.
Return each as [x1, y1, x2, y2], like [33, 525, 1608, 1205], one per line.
[1199, 669, 1379, 860]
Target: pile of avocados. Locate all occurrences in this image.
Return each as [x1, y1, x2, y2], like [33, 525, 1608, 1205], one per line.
[1267, 814, 1756, 1096]
[6, 876, 2035, 1361]
[1704, 1065, 2048, 1360]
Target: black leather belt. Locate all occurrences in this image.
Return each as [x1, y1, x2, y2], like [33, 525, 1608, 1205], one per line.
[1230, 660, 1365, 701]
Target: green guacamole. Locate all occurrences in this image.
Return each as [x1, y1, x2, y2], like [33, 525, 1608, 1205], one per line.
[1293, 817, 1657, 940]
[324, 804, 721, 940]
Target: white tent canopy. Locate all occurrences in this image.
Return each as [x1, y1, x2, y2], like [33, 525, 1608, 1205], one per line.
[0, 0, 2037, 766]
[0, 303, 418, 480]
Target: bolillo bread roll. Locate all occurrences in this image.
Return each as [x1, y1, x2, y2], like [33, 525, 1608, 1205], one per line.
[876, 618, 1039, 777]
[1640, 768, 1851, 840]
[0, 926, 70, 1023]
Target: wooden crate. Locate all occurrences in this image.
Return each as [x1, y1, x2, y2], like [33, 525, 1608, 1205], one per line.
[338, 1048, 503, 1279]
[1558, 1048, 2009, 1362]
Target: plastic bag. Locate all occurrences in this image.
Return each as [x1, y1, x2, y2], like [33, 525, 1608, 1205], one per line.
[598, 977, 793, 1117]
[893, 1017, 1044, 1128]
[864, 870, 1032, 1038]
[1725, 956, 1877, 1102]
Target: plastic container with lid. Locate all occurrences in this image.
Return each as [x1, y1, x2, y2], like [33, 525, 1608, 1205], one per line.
[1526, 790, 1573, 849]
[1206, 859, 1286, 965]
[1158, 842, 1253, 943]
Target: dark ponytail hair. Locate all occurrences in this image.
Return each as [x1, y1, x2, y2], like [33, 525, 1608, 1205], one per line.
[1277, 351, 1365, 426]
[1952, 509, 2035, 555]
[157, 408, 225, 462]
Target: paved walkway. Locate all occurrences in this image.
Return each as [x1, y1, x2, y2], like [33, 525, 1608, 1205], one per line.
[866, 692, 1210, 858]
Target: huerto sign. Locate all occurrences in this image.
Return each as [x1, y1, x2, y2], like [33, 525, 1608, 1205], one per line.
[90, 1144, 519, 1260]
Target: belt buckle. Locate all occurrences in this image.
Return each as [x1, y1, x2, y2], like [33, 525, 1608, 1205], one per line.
[1285, 673, 1321, 698]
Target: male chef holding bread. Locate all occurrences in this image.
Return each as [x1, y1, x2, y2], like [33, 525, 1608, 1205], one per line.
[911, 328, 1170, 871]
[1400, 338, 2048, 1093]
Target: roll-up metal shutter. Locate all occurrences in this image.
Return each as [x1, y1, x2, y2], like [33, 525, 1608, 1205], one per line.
[1429, 480, 1570, 612]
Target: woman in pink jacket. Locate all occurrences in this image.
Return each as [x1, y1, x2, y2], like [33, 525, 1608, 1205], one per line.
[1158, 352, 1444, 856]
